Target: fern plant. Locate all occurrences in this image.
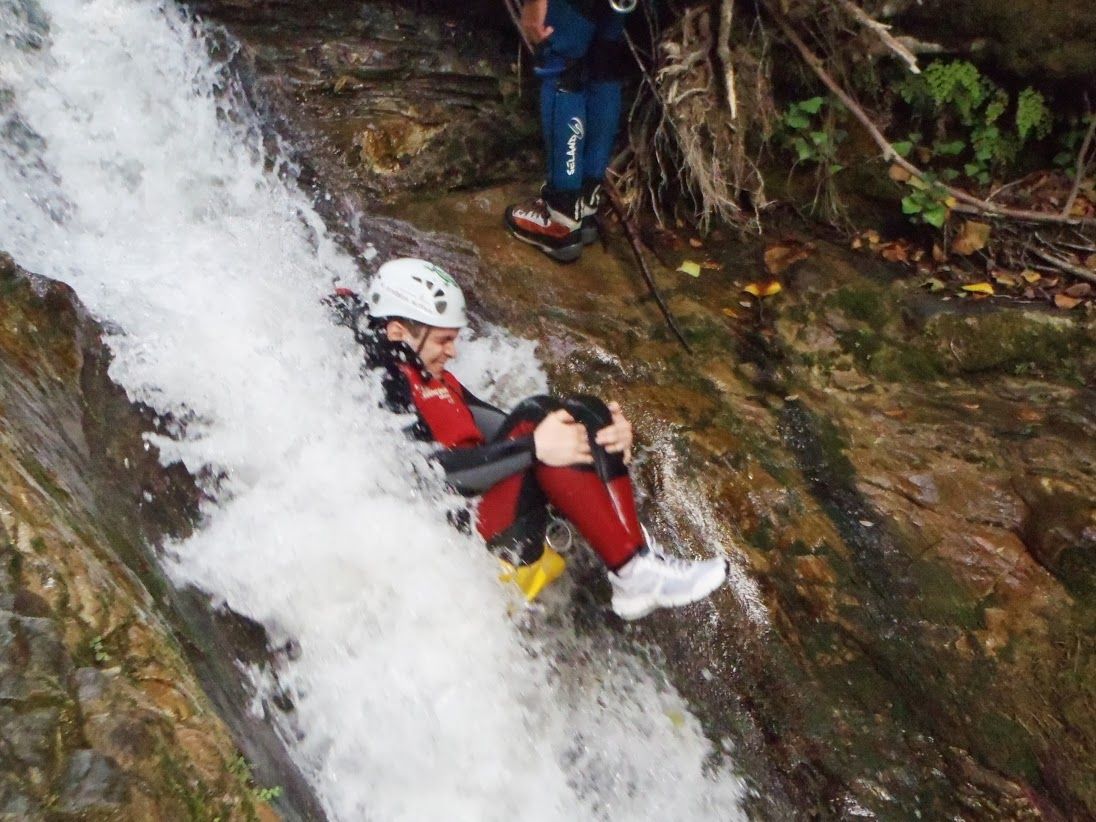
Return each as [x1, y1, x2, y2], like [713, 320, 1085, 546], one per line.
[894, 60, 1054, 187]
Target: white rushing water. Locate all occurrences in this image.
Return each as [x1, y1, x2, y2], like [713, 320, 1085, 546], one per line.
[0, 0, 750, 818]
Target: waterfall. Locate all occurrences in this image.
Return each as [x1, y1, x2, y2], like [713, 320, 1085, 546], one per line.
[0, 0, 748, 818]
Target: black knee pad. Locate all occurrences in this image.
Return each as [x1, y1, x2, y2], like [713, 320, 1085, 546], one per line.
[563, 394, 628, 480]
[588, 38, 629, 83]
[562, 394, 612, 430]
[509, 395, 562, 425]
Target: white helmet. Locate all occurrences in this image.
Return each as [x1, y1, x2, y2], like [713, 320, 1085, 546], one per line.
[369, 257, 468, 328]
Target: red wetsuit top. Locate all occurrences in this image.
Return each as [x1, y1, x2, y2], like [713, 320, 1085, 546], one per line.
[393, 361, 539, 496]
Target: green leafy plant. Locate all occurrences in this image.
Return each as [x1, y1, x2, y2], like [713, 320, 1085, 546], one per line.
[900, 175, 952, 228]
[254, 786, 283, 803]
[230, 753, 283, 805]
[1053, 114, 1094, 171]
[780, 96, 846, 173]
[894, 60, 1054, 187]
[89, 635, 110, 665]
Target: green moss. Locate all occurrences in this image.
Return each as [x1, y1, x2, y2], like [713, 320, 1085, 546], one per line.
[927, 311, 1084, 377]
[837, 328, 883, 367]
[905, 558, 987, 630]
[828, 286, 891, 329]
[972, 713, 1041, 782]
[749, 518, 775, 551]
[869, 343, 944, 382]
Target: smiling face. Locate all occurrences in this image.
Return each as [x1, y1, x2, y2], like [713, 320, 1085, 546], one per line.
[385, 320, 460, 379]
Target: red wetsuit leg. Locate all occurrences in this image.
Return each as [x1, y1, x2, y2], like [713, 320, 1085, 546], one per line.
[534, 464, 641, 570]
[474, 419, 548, 565]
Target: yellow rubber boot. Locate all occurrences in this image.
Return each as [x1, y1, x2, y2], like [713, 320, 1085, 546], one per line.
[498, 546, 567, 602]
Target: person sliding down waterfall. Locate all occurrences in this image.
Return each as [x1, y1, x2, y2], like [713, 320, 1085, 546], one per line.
[504, 0, 634, 263]
[333, 258, 727, 620]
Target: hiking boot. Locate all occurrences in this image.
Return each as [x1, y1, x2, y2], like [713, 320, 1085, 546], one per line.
[504, 189, 583, 263]
[609, 544, 727, 621]
[579, 182, 602, 246]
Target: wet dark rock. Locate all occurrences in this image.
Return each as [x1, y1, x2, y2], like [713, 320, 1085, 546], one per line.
[896, 0, 1096, 84]
[56, 749, 126, 815]
[0, 253, 322, 819]
[190, 0, 538, 203]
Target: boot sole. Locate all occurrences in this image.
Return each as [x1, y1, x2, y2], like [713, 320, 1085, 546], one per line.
[611, 560, 728, 621]
[504, 216, 583, 263]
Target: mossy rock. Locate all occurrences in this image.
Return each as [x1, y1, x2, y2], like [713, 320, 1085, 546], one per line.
[924, 309, 1088, 378]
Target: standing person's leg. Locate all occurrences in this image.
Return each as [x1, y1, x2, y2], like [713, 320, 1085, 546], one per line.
[583, 11, 627, 182]
[504, 0, 597, 263]
[578, 8, 628, 243]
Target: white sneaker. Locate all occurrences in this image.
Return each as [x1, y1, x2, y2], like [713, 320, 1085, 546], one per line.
[609, 545, 728, 621]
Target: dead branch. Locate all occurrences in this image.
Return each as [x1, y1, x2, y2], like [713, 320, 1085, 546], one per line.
[603, 178, 693, 353]
[716, 0, 738, 118]
[501, 0, 531, 51]
[763, 1, 1096, 230]
[1030, 247, 1096, 286]
[832, 0, 920, 73]
[1061, 110, 1096, 219]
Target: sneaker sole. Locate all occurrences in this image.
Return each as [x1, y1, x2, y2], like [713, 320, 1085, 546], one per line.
[504, 216, 583, 263]
[611, 560, 728, 621]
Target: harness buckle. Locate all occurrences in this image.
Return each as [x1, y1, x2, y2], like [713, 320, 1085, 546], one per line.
[545, 517, 574, 553]
[608, 0, 637, 13]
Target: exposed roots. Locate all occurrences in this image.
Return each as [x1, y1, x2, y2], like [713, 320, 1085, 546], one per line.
[621, 2, 774, 233]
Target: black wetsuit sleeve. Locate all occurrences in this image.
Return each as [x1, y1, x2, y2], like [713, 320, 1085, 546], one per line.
[433, 435, 536, 496]
[429, 383, 535, 494]
[462, 387, 509, 442]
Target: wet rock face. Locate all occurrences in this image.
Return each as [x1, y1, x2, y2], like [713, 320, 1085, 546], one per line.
[191, 0, 538, 202]
[384, 186, 1095, 820]
[0, 254, 290, 820]
[895, 0, 1096, 84]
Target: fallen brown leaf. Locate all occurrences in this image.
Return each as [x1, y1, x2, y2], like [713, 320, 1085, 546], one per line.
[1064, 283, 1093, 298]
[882, 408, 907, 419]
[991, 270, 1019, 287]
[1021, 269, 1042, 284]
[1085, 253, 1096, 271]
[888, 163, 912, 182]
[880, 242, 909, 262]
[1054, 293, 1082, 309]
[764, 241, 814, 275]
[932, 243, 947, 263]
[688, 237, 703, 248]
[961, 403, 980, 411]
[1018, 408, 1043, 423]
[952, 221, 991, 256]
[701, 259, 722, 270]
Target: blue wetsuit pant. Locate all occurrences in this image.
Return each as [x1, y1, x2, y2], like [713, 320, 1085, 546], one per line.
[536, 0, 629, 199]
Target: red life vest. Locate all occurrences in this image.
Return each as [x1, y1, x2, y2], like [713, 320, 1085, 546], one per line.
[397, 363, 483, 448]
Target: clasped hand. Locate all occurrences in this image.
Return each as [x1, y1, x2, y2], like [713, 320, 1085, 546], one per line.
[520, 0, 554, 45]
[533, 402, 633, 467]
